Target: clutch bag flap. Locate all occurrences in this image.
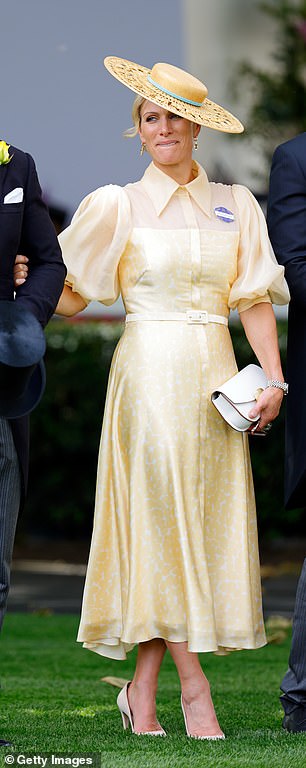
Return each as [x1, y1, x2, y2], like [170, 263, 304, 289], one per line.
[211, 364, 268, 431]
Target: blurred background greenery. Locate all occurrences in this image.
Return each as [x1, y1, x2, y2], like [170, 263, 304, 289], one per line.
[18, 318, 303, 548]
[233, 0, 306, 185]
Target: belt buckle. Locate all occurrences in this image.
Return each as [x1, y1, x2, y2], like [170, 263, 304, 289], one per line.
[186, 310, 208, 324]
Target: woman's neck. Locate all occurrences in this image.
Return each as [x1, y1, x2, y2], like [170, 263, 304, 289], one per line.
[152, 159, 197, 186]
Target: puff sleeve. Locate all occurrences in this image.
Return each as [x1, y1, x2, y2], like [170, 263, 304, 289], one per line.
[58, 184, 132, 305]
[228, 184, 290, 313]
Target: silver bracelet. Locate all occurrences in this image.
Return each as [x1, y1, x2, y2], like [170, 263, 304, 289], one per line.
[266, 379, 288, 395]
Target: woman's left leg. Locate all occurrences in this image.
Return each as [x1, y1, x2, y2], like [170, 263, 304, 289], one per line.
[166, 640, 224, 738]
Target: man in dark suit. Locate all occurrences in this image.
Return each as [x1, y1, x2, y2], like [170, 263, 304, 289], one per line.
[0, 141, 66, 746]
[267, 132, 306, 734]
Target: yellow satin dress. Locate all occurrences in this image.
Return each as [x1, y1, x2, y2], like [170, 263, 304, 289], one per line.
[59, 162, 289, 660]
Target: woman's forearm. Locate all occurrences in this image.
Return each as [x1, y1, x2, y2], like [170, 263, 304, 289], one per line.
[13, 256, 88, 317]
[239, 302, 284, 380]
[55, 284, 87, 317]
[239, 302, 285, 428]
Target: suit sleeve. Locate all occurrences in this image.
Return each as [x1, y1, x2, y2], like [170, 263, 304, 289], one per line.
[14, 153, 66, 326]
[267, 143, 306, 309]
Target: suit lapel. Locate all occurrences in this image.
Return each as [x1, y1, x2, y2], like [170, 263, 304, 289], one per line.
[0, 163, 10, 202]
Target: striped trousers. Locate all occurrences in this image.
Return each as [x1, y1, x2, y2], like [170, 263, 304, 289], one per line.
[281, 558, 306, 713]
[0, 418, 21, 631]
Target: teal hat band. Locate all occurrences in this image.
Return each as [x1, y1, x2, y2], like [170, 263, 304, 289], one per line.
[147, 74, 204, 107]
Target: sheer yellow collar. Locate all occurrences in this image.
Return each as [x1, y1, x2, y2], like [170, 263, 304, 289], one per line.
[140, 161, 212, 218]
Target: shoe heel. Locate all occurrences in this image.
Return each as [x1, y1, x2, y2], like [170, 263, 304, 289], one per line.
[181, 695, 190, 736]
[117, 682, 134, 733]
[120, 710, 130, 730]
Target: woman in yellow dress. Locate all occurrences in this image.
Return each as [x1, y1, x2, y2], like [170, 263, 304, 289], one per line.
[17, 57, 289, 739]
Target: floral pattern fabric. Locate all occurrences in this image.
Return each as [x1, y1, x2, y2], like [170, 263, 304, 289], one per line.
[59, 162, 289, 659]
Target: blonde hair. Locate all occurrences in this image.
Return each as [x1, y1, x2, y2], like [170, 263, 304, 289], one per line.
[124, 95, 146, 138]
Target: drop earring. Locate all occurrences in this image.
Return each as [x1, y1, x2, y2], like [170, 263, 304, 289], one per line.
[140, 143, 146, 156]
[193, 137, 198, 151]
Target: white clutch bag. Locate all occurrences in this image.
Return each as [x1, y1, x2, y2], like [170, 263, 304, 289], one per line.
[211, 364, 268, 435]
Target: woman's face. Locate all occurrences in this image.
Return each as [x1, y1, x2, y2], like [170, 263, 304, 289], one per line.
[138, 101, 200, 174]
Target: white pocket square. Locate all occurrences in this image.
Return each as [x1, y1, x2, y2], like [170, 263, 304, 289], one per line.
[4, 187, 24, 204]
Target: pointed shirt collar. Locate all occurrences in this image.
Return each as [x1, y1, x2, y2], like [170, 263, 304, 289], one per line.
[140, 161, 212, 218]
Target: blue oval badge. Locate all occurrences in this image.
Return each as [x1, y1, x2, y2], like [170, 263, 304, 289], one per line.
[214, 206, 235, 223]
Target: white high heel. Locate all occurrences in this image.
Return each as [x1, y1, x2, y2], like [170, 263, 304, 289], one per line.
[117, 682, 166, 736]
[181, 695, 225, 740]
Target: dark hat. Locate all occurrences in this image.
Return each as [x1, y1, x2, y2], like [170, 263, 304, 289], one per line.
[0, 301, 46, 419]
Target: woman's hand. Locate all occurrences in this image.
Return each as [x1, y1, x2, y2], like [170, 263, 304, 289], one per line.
[14, 254, 29, 287]
[248, 386, 283, 432]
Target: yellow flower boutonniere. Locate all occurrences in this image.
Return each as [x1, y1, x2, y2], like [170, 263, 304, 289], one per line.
[0, 141, 13, 165]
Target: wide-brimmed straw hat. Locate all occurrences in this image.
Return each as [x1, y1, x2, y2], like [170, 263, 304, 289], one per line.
[0, 301, 46, 419]
[104, 56, 244, 134]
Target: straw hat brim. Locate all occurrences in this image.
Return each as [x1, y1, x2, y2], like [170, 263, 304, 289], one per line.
[104, 56, 244, 134]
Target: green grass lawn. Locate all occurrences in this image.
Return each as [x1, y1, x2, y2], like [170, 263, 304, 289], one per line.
[0, 614, 305, 768]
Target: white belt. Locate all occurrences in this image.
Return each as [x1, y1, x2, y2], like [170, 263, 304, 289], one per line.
[125, 310, 228, 326]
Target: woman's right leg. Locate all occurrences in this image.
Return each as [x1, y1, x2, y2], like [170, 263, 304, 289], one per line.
[127, 638, 167, 732]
